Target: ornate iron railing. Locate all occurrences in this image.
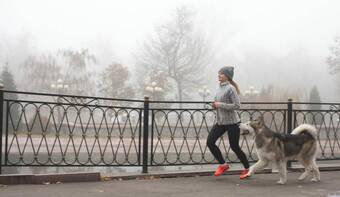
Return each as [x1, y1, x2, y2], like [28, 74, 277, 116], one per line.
[0, 90, 339, 173]
[0, 91, 145, 173]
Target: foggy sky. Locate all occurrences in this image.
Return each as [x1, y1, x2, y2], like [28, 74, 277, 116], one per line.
[1, 0, 340, 101]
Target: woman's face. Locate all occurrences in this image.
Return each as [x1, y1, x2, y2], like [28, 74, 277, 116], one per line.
[218, 72, 229, 83]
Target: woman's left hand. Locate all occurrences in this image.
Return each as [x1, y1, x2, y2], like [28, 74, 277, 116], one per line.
[212, 102, 220, 109]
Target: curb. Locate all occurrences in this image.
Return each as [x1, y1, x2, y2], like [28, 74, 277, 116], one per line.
[101, 169, 273, 181]
[1, 166, 340, 185]
[0, 172, 101, 185]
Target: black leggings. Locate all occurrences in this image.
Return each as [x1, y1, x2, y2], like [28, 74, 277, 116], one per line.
[207, 124, 249, 169]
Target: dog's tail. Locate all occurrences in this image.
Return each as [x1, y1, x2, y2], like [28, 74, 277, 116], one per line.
[291, 124, 317, 138]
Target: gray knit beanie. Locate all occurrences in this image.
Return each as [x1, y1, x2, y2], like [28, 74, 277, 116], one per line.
[219, 66, 234, 80]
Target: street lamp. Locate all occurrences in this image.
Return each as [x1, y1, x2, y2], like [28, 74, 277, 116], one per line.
[50, 78, 69, 126]
[244, 86, 259, 98]
[198, 85, 211, 102]
[243, 86, 259, 120]
[145, 81, 163, 99]
[51, 78, 69, 93]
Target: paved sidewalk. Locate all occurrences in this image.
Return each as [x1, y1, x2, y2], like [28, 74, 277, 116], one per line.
[1, 171, 340, 197]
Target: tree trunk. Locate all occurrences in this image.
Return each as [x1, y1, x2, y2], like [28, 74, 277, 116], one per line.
[176, 78, 183, 109]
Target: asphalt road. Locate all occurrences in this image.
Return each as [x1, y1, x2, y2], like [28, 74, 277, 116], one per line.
[1, 171, 340, 197]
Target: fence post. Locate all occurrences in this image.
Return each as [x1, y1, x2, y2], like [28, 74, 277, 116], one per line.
[0, 85, 4, 174]
[287, 98, 293, 168]
[142, 97, 150, 173]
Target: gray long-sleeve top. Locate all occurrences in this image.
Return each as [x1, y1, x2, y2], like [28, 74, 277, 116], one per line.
[214, 81, 241, 125]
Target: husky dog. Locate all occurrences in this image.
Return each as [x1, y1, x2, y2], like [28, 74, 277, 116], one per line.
[239, 117, 320, 184]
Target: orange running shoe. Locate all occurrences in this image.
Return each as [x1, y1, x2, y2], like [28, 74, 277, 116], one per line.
[240, 169, 250, 179]
[214, 164, 230, 176]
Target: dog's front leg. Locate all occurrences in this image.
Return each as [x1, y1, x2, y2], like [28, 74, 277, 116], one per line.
[311, 160, 321, 182]
[276, 161, 287, 184]
[248, 159, 268, 176]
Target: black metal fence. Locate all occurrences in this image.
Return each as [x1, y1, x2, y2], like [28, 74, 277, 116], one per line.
[0, 90, 339, 173]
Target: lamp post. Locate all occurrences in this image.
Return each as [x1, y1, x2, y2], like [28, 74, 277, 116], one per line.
[244, 86, 259, 99]
[243, 86, 259, 119]
[198, 85, 210, 102]
[51, 79, 69, 94]
[51, 78, 69, 125]
[145, 81, 163, 100]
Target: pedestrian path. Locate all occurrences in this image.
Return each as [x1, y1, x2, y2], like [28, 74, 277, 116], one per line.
[1, 171, 340, 197]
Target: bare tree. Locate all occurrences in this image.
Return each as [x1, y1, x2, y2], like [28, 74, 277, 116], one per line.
[98, 63, 136, 122]
[21, 49, 97, 96]
[98, 63, 135, 100]
[135, 6, 212, 103]
[58, 49, 97, 96]
[327, 36, 340, 94]
[22, 54, 62, 92]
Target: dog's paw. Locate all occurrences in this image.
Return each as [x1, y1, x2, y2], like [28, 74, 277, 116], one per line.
[276, 180, 286, 185]
[311, 178, 320, 182]
[298, 176, 306, 181]
[298, 172, 309, 181]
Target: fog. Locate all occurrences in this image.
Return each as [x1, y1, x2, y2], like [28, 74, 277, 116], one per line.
[1, 0, 340, 101]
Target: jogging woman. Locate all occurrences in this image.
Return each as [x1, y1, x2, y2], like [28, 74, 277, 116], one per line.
[206, 66, 250, 179]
